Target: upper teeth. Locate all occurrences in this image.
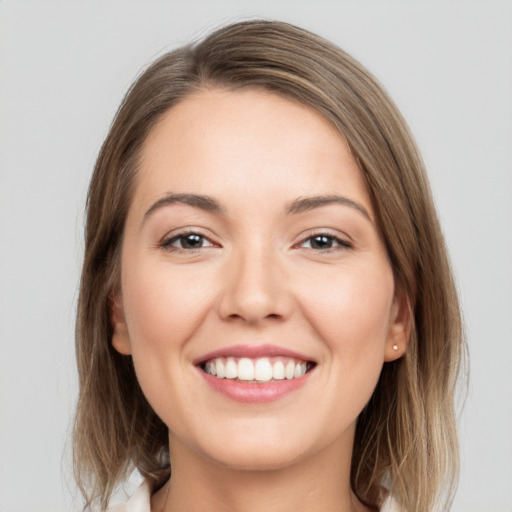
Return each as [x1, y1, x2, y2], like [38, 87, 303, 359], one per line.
[203, 357, 308, 382]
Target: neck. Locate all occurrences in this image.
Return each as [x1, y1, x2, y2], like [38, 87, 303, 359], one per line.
[152, 432, 369, 512]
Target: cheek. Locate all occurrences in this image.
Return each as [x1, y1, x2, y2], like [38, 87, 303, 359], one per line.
[299, 264, 395, 362]
[119, 258, 217, 428]
[122, 259, 214, 351]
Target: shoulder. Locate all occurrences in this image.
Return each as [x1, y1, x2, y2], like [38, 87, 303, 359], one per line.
[107, 481, 151, 512]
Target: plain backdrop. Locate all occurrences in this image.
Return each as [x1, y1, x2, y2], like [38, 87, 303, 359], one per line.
[1, 1, 511, 511]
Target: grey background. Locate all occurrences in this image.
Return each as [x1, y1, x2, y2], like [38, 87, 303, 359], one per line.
[1, 1, 511, 511]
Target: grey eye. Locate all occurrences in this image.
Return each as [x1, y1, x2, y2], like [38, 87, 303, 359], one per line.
[306, 235, 335, 249]
[164, 233, 213, 250]
[300, 235, 352, 250]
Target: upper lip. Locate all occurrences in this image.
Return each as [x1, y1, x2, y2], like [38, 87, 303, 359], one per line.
[193, 344, 316, 365]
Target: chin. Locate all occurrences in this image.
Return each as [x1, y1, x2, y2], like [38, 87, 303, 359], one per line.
[181, 415, 335, 473]
[206, 441, 307, 472]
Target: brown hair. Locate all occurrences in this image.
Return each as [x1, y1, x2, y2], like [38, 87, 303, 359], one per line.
[73, 19, 465, 511]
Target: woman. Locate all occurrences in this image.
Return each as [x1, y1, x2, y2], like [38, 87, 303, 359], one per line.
[73, 20, 464, 512]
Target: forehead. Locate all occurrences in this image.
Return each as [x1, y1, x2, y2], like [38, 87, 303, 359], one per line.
[133, 87, 372, 217]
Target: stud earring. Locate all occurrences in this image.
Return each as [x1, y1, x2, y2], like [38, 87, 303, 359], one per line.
[392, 344, 399, 351]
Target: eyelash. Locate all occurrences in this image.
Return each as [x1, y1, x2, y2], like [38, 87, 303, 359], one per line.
[160, 230, 352, 253]
[161, 230, 215, 252]
[297, 233, 353, 251]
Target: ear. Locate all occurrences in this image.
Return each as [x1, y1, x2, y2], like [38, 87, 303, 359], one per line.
[384, 292, 412, 362]
[110, 293, 132, 355]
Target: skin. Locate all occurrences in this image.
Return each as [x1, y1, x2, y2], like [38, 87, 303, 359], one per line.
[112, 88, 409, 512]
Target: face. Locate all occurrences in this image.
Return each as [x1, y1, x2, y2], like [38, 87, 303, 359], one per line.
[112, 88, 408, 471]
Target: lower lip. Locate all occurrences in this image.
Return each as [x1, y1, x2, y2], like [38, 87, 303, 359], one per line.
[198, 369, 312, 403]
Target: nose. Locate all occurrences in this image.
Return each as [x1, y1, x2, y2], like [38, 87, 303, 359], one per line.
[217, 243, 292, 325]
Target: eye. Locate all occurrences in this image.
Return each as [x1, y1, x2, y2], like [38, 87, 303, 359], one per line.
[162, 232, 214, 251]
[299, 234, 352, 251]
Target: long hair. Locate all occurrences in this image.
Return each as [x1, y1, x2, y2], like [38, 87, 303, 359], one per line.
[73, 20, 464, 511]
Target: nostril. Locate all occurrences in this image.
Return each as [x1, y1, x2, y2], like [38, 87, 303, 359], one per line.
[224, 312, 283, 324]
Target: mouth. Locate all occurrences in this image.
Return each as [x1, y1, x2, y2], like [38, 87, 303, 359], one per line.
[200, 356, 316, 383]
[195, 345, 317, 402]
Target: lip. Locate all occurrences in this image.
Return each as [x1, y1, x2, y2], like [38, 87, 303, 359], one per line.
[194, 344, 316, 404]
[198, 367, 313, 403]
[193, 344, 316, 366]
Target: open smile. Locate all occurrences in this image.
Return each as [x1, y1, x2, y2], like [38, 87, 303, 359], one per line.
[201, 356, 314, 382]
[195, 345, 317, 402]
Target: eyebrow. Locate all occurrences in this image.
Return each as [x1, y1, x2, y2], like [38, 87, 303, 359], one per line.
[286, 195, 372, 221]
[143, 192, 371, 223]
[144, 193, 226, 220]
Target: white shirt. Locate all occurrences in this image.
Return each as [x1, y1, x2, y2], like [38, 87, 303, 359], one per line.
[107, 481, 401, 512]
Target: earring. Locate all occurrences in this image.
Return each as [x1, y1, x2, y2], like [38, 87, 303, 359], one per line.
[392, 344, 399, 351]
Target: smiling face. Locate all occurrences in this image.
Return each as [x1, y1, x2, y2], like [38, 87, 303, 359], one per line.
[112, 88, 408, 471]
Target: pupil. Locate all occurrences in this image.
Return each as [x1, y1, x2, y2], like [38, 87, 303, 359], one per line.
[312, 235, 332, 249]
[183, 234, 202, 248]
